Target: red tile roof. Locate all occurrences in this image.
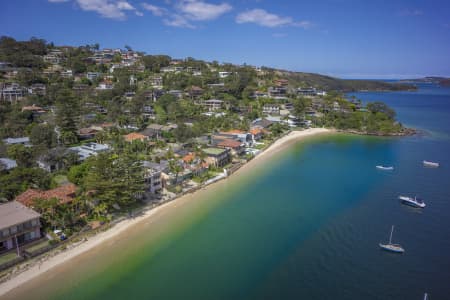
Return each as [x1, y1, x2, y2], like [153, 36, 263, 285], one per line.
[217, 139, 242, 149]
[15, 184, 77, 207]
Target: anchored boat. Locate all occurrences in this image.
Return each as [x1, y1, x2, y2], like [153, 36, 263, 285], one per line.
[376, 165, 394, 170]
[423, 160, 439, 167]
[399, 195, 426, 208]
[379, 225, 405, 253]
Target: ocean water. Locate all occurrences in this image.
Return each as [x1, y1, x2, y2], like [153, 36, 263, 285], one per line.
[3, 83, 450, 300]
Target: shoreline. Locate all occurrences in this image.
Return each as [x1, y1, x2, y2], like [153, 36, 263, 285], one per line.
[0, 128, 332, 297]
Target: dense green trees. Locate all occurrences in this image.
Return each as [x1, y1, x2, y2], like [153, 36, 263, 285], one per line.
[142, 55, 171, 72]
[30, 124, 57, 149]
[0, 167, 51, 200]
[83, 153, 145, 211]
[55, 89, 80, 145]
[0, 36, 48, 69]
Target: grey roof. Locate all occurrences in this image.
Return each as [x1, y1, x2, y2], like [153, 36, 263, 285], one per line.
[0, 201, 40, 230]
[3, 137, 30, 145]
[0, 158, 17, 170]
[142, 160, 169, 172]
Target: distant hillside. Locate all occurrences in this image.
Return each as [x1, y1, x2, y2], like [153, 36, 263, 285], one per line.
[274, 70, 416, 92]
[398, 76, 450, 86]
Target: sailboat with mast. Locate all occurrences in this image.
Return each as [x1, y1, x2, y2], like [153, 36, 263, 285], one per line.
[379, 225, 405, 253]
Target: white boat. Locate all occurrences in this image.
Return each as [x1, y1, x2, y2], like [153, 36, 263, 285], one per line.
[376, 165, 394, 170]
[399, 195, 426, 208]
[423, 160, 439, 167]
[379, 225, 405, 253]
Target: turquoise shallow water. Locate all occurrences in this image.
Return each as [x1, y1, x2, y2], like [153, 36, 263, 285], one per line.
[4, 84, 450, 299]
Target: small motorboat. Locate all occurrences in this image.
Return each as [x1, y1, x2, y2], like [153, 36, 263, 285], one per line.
[423, 160, 439, 167]
[376, 165, 394, 170]
[399, 195, 426, 208]
[379, 225, 405, 253]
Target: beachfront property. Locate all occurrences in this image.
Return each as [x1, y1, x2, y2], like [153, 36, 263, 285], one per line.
[142, 161, 168, 195]
[216, 139, 245, 156]
[15, 183, 77, 208]
[68, 142, 110, 161]
[0, 201, 41, 253]
[202, 148, 231, 167]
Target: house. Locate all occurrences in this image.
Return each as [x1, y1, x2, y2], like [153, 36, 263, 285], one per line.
[202, 99, 223, 111]
[268, 86, 287, 98]
[182, 153, 209, 176]
[168, 90, 184, 99]
[21, 104, 46, 116]
[86, 72, 101, 81]
[186, 86, 203, 98]
[142, 161, 168, 195]
[78, 127, 99, 140]
[96, 81, 113, 90]
[69, 142, 109, 161]
[28, 83, 46, 96]
[216, 139, 245, 156]
[249, 128, 265, 141]
[36, 148, 69, 172]
[3, 137, 31, 146]
[251, 91, 268, 99]
[60, 69, 73, 78]
[0, 158, 17, 171]
[124, 133, 148, 143]
[0, 201, 41, 252]
[141, 124, 164, 139]
[216, 130, 254, 146]
[202, 148, 231, 167]
[251, 118, 273, 129]
[263, 104, 280, 115]
[124, 91, 136, 100]
[297, 87, 317, 96]
[274, 79, 289, 86]
[1, 83, 27, 103]
[219, 71, 232, 78]
[15, 183, 77, 208]
[150, 76, 163, 87]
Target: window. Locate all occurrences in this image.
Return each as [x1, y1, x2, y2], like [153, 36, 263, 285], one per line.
[2, 229, 8, 237]
[31, 219, 38, 226]
[10, 226, 17, 234]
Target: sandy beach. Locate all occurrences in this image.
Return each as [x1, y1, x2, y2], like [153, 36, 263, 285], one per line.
[0, 128, 332, 298]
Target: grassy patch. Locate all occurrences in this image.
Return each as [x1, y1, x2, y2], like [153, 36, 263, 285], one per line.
[25, 240, 51, 253]
[0, 252, 19, 264]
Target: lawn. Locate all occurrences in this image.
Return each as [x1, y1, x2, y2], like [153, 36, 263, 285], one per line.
[24, 240, 51, 253]
[0, 252, 19, 264]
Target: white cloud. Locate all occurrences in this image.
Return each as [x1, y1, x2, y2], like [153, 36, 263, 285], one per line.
[141, 3, 167, 16]
[176, 0, 232, 21]
[163, 14, 195, 28]
[236, 9, 306, 28]
[135, 11, 144, 16]
[49, 0, 138, 20]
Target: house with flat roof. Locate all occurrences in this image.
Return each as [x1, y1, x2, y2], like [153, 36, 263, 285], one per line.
[202, 148, 230, 167]
[3, 137, 31, 146]
[142, 161, 169, 195]
[0, 201, 41, 252]
[0, 158, 17, 171]
[69, 142, 109, 161]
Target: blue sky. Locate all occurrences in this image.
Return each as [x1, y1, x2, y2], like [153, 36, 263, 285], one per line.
[1, 0, 450, 78]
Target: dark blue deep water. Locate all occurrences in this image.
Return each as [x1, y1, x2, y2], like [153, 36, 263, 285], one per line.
[4, 83, 450, 300]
